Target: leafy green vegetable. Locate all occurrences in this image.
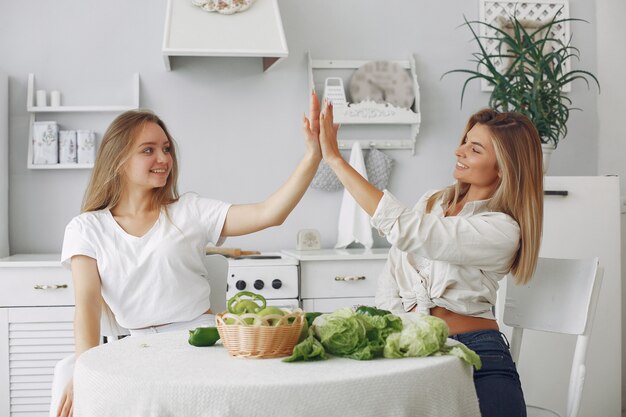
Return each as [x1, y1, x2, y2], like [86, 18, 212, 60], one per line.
[283, 334, 327, 362]
[383, 314, 448, 359]
[437, 342, 482, 370]
[355, 306, 391, 317]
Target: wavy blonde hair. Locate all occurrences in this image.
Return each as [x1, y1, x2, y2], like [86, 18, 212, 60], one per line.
[81, 110, 179, 213]
[426, 108, 543, 284]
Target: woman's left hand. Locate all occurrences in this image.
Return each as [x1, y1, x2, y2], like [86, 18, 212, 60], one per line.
[302, 90, 322, 160]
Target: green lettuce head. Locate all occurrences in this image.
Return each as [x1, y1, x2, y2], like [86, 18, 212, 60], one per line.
[384, 314, 449, 358]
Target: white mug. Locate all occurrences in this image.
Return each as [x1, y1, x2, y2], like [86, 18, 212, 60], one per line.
[36, 90, 47, 107]
[50, 90, 61, 107]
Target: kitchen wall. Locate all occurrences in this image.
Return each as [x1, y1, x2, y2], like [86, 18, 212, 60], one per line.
[596, 0, 626, 410]
[1, 0, 598, 255]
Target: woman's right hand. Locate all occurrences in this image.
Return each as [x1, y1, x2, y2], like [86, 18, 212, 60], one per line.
[57, 380, 74, 417]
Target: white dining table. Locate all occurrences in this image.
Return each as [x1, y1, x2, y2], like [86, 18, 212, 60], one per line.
[73, 331, 480, 417]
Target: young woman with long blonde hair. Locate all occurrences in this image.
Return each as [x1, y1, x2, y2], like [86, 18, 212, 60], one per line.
[51, 94, 323, 417]
[318, 104, 543, 417]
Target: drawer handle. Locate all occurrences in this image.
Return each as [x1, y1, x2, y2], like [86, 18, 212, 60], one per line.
[34, 284, 68, 290]
[335, 275, 366, 282]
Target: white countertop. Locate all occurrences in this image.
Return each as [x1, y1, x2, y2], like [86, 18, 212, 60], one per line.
[0, 253, 62, 267]
[282, 248, 389, 261]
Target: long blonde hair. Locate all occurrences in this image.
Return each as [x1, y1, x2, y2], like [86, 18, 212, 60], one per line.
[81, 110, 179, 212]
[427, 108, 543, 284]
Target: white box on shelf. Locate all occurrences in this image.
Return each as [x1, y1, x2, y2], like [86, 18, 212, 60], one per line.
[32, 121, 58, 164]
[77, 130, 96, 164]
[59, 130, 77, 164]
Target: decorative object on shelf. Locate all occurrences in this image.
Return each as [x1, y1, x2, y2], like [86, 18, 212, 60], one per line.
[32, 121, 58, 164]
[349, 61, 415, 110]
[50, 90, 61, 107]
[296, 229, 321, 251]
[59, 130, 77, 164]
[36, 90, 47, 107]
[77, 130, 96, 164]
[335, 142, 373, 249]
[443, 2, 599, 173]
[322, 77, 347, 107]
[307, 53, 421, 154]
[364, 147, 394, 191]
[191, 0, 256, 15]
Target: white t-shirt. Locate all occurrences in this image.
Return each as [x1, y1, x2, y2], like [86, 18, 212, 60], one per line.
[61, 192, 231, 329]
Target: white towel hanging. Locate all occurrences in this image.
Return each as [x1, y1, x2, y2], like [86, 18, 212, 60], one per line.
[335, 142, 373, 249]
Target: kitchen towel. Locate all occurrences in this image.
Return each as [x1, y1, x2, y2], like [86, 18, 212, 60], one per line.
[310, 159, 343, 191]
[365, 146, 394, 190]
[32, 121, 58, 164]
[335, 142, 373, 249]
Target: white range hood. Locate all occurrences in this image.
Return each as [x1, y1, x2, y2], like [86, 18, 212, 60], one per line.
[162, 0, 288, 71]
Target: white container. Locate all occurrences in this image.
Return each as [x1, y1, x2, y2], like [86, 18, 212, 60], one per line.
[50, 90, 61, 107]
[32, 121, 58, 164]
[77, 130, 96, 164]
[59, 130, 77, 163]
[36, 90, 47, 107]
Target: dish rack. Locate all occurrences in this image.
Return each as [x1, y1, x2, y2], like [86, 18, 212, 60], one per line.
[216, 310, 304, 358]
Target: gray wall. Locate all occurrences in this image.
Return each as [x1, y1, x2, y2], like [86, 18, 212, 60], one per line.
[1, 0, 598, 254]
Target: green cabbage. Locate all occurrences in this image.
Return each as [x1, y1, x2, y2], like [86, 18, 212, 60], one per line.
[383, 314, 448, 358]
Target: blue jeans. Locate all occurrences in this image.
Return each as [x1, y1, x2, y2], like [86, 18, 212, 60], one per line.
[450, 329, 526, 417]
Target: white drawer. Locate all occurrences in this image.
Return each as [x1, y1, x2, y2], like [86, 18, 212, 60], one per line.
[300, 259, 385, 299]
[0, 267, 74, 307]
[302, 297, 375, 313]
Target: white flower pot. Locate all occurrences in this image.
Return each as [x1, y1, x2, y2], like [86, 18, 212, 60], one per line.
[541, 143, 556, 174]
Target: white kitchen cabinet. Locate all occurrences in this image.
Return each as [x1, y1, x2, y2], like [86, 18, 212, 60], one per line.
[282, 248, 388, 313]
[26, 73, 140, 170]
[0, 255, 74, 417]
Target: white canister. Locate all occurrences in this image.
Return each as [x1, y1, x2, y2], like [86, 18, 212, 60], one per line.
[77, 130, 96, 164]
[50, 90, 61, 107]
[32, 121, 58, 164]
[59, 130, 77, 163]
[36, 90, 47, 107]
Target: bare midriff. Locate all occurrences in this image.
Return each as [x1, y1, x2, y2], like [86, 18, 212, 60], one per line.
[430, 306, 499, 336]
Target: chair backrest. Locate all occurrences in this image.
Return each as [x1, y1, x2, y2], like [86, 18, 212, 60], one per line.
[503, 257, 603, 417]
[203, 254, 230, 314]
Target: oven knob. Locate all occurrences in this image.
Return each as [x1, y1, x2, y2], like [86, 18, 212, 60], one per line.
[235, 280, 246, 291]
[253, 280, 264, 290]
[272, 279, 282, 289]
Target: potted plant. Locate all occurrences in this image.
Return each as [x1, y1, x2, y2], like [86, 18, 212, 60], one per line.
[443, 11, 600, 172]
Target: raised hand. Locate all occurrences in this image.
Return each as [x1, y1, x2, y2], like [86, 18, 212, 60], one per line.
[319, 100, 341, 164]
[302, 90, 321, 160]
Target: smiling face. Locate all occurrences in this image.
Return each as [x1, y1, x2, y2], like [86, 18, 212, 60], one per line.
[453, 123, 501, 199]
[122, 122, 173, 191]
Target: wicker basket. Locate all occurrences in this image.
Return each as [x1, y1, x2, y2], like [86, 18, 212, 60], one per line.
[216, 309, 304, 358]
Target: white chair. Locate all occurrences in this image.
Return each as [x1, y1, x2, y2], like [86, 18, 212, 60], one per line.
[204, 254, 230, 314]
[503, 257, 603, 417]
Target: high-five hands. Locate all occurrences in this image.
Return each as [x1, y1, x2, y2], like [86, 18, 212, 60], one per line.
[319, 100, 341, 166]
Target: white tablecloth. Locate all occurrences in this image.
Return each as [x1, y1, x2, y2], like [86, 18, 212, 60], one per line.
[74, 331, 480, 417]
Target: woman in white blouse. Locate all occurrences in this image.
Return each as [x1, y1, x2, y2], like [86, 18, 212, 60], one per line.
[318, 102, 543, 417]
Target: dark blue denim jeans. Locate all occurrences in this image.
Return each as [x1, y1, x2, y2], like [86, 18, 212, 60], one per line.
[450, 329, 526, 417]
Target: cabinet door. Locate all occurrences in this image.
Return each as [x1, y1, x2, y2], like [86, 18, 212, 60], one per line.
[0, 307, 74, 417]
[300, 259, 384, 299]
[302, 297, 375, 313]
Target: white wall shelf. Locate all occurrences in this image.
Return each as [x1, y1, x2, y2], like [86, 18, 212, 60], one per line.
[26, 73, 140, 170]
[162, 0, 288, 72]
[307, 53, 421, 154]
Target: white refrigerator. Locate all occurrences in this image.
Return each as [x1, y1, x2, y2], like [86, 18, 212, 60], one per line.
[0, 72, 7, 258]
[496, 176, 621, 417]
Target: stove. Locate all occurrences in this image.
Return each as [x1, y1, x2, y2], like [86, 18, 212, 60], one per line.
[226, 253, 300, 310]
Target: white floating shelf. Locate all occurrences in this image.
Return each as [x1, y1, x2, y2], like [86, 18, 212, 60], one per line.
[162, 0, 288, 71]
[307, 53, 421, 154]
[26, 73, 140, 170]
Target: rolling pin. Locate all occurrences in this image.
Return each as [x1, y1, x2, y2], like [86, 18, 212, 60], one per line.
[205, 247, 261, 257]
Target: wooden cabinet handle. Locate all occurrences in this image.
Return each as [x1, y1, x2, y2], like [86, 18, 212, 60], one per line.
[33, 284, 68, 290]
[334, 276, 366, 281]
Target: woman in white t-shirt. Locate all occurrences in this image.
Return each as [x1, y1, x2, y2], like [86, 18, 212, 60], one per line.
[318, 102, 543, 417]
[52, 93, 323, 417]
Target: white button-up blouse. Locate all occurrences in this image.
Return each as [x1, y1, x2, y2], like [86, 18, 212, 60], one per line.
[371, 190, 521, 319]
